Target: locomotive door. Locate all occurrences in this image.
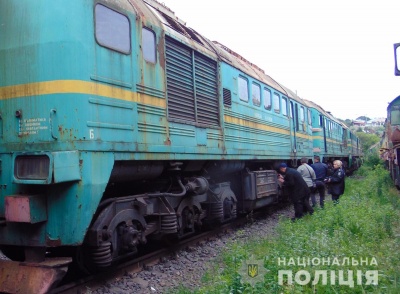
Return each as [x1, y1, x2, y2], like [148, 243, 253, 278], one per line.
[139, 26, 164, 98]
[321, 115, 328, 153]
[289, 101, 297, 160]
[93, 4, 133, 90]
[91, 4, 134, 143]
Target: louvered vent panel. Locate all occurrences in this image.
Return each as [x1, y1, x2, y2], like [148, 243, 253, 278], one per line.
[166, 36, 219, 126]
[166, 37, 195, 122]
[223, 88, 232, 106]
[194, 52, 219, 126]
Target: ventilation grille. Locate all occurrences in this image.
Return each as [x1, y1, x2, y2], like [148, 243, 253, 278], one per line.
[166, 36, 219, 127]
[223, 88, 232, 106]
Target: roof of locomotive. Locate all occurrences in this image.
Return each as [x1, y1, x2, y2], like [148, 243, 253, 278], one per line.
[304, 99, 349, 130]
[140, 0, 306, 104]
[387, 95, 400, 111]
[304, 99, 337, 121]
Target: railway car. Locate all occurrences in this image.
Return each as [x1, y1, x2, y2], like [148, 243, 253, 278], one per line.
[382, 96, 400, 188]
[305, 99, 362, 173]
[0, 0, 361, 291]
[382, 45, 400, 187]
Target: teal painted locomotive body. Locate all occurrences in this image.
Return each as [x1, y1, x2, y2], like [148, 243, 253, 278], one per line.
[0, 0, 362, 269]
[306, 100, 363, 172]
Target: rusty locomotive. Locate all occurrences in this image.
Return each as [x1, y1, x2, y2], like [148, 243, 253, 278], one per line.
[0, 1, 362, 292]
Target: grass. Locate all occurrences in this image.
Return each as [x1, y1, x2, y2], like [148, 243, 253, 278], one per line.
[170, 156, 400, 293]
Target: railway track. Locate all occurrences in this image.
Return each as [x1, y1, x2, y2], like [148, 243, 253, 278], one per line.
[52, 202, 290, 294]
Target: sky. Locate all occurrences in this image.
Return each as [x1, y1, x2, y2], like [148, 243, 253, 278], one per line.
[159, 0, 400, 120]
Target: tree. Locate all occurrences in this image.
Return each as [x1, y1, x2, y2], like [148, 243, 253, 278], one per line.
[344, 119, 352, 127]
[356, 132, 380, 153]
[356, 116, 371, 122]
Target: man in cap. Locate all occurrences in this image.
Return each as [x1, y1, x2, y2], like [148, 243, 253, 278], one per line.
[278, 163, 314, 220]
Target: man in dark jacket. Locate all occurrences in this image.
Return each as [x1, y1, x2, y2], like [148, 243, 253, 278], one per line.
[310, 156, 328, 181]
[278, 163, 314, 220]
[310, 156, 328, 207]
[325, 160, 345, 203]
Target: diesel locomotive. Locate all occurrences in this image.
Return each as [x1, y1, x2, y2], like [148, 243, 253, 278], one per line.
[382, 95, 400, 188]
[380, 44, 400, 188]
[0, 0, 362, 291]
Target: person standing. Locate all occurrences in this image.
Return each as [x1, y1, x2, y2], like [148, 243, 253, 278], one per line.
[297, 157, 316, 209]
[325, 160, 345, 203]
[278, 163, 314, 220]
[297, 157, 315, 187]
[310, 156, 328, 207]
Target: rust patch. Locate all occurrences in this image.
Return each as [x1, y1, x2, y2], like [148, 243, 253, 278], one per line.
[391, 127, 400, 144]
[158, 36, 166, 69]
[0, 259, 70, 294]
[46, 235, 62, 247]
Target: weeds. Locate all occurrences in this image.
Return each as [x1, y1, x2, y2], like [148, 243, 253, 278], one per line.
[171, 159, 400, 294]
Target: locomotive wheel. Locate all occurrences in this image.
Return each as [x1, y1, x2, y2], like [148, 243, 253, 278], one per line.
[75, 221, 142, 273]
[223, 197, 237, 220]
[178, 207, 195, 238]
[112, 221, 141, 257]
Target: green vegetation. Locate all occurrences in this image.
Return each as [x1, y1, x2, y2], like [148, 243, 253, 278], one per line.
[356, 132, 381, 153]
[171, 157, 400, 293]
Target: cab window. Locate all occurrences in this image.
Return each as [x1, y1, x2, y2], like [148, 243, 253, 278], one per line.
[95, 4, 130, 54]
[142, 27, 156, 63]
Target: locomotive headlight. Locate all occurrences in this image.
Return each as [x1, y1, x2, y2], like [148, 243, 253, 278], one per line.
[12, 151, 80, 184]
[14, 155, 50, 180]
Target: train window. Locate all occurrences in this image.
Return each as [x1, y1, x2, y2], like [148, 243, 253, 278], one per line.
[238, 76, 249, 102]
[95, 4, 131, 54]
[289, 101, 294, 118]
[299, 106, 305, 131]
[282, 97, 288, 116]
[308, 109, 312, 125]
[299, 106, 305, 122]
[273, 93, 280, 113]
[252, 83, 261, 106]
[142, 27, 156, 63]
[319, 115, 323, 127]
[263, 88, 272, 110]
[391, 106, 400, 124]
